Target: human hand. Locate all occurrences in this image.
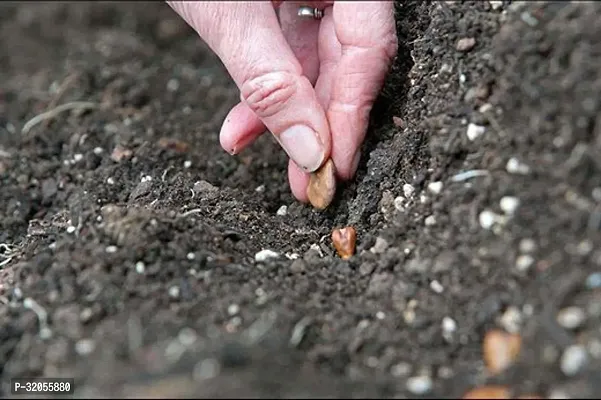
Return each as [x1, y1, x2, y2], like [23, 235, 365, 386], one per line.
[167, 1, 397, 205]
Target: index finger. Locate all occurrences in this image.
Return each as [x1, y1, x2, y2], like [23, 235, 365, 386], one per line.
[327, 1, 397, 180]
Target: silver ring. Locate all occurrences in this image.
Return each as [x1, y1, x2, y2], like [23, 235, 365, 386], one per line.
[297, 5, 324, 20]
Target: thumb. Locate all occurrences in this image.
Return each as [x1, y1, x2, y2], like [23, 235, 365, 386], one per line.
[167, 1, 331, 173]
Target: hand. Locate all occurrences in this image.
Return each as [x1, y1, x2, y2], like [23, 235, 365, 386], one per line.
[167, 1, 397, 203]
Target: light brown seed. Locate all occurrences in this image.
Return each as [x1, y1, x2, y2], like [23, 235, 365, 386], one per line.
[483, 329, 522, 375]
[331, 226, 356, 260]
[462, 386, 511, 399]
[306, 159, 336, 210]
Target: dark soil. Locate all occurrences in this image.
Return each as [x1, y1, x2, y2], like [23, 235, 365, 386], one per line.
[1, 1, 601, 398]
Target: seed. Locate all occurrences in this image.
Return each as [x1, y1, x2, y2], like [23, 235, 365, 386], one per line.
[483, 330, 522, 374]
[307, 159, 336, 210]
[462, 386, 511, 399]
[331, 226, 357, 260]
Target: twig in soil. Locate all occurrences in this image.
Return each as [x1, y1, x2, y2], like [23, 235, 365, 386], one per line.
[179, 208, 203, 217]
[289, 316, 313, 348]
[451, 169, 490, 182]
[21, 101, 98, 135]
[23, 297, 52, 339]
[43, 73, 81, 128]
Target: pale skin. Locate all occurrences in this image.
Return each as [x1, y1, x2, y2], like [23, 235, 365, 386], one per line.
[167, 1, 398, 203]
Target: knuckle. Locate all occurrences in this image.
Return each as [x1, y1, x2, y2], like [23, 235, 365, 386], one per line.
[240, 71, 297, 119]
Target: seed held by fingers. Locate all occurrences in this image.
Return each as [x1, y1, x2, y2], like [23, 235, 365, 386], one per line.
[307, 158, 336, 210]
[331, 226, 356, 260]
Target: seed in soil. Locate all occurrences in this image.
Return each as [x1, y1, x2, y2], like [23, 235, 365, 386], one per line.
[306, 159, 336, 210]
[332, 227, 357, 260]
[462, 385, 511, 399]
[483, 329, 522, 375]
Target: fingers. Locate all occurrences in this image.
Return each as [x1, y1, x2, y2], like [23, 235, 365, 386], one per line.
[327, 1, 398, 180]
[220, 0, 324, 158]
[169, 1, 331, 173]
[314, 6, 341, 109]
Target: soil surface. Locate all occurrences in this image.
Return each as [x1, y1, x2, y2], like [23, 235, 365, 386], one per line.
[1, 1, 601, 398]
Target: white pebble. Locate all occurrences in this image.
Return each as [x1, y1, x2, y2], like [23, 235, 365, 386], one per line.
[500, 196, 520, 215]
[106, 177, 115, 185]
[500, 306, 522, 333]
[254, 249, 280, 262]
[376, 311, 386, 320]
[393, 196, 405, 212]
[167, 78, 180, 92]
[427, 181, 443, 195]
[66, 226, 76, 234]
[442, 316, 457, 333]
[73, 153, 84, 162]
[560, 345, 588, 376]
[255, 184, 265, 193]
[183, 160, 192, 169]
[93, 147, 104, 155]
[425, 215, 437, 226]
[466, 123, 486, 141]
[135, 261, 145, 274]
[168, 286, 180, 299]
[479, 210, 498, 229]
[75, 339, 96, 356]
[489, 0, 503, 10]
[187, 252, 195, 260]
[276, 205, 288, 216]
[430, 280, 444, 293]
[586, 272, 601, 289]
[557, 307, 586, 330]
[403, 183, 415, 199]
[515, 254, 535, 272]
[519, 238, 537, 253]
[105, 245, 118, 254]
[227, 304, 240, 316]
[406, 375, 432, 395]
[506, 157, 531, 175]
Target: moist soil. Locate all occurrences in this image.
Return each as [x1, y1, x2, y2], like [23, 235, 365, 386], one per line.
[1, 1, 601, 398]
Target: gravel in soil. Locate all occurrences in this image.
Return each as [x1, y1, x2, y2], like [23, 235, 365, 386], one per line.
[1, 1, 601, 398]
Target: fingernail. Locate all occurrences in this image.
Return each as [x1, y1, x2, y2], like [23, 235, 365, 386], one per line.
[278, 125, 324, 172]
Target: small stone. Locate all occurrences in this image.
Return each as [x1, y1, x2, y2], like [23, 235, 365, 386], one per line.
[391, 362, 412, 377]
[506, 157, 531, 175]
[406, 375, 432, 395]
[585, 272, 601, 289]
[479, 210, 498, 230]
[187, 252, 195, 260]
[392, 116, 405, 128]
[403, 184, 415, 199]
[489, 1, 503, 10]
[75, 339, 96, 356]
[227, 304, 240, 316]
[515, 255, 535, 272]
[499, 306, 522, 333]
[560, 345, 588, 376]
[557, 307, 586, 330]
[276, 205, 287, 216]
[255, 185, 265, 193]
[442, 316, 457, 334]
[427, 181, 443, 195]
[66, 226, 76, 234]
[168, 286, 180, 299]
[456, 37, 476, 52]
[500, 196, 520, 215]
[430, 280, 444, 293]
[519, 238, 537, 253]
[425, 215, 437, 226]
[105, 246, 118, 254]
[483, 330, 522, 374]
[183, 160, 192, 168]
[370, 237, 389, 254]
[135, 261, 145, 274]
[466, 123, 486, 141]
[255, 249, 280, 263]
[393, 196, 405, 212]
